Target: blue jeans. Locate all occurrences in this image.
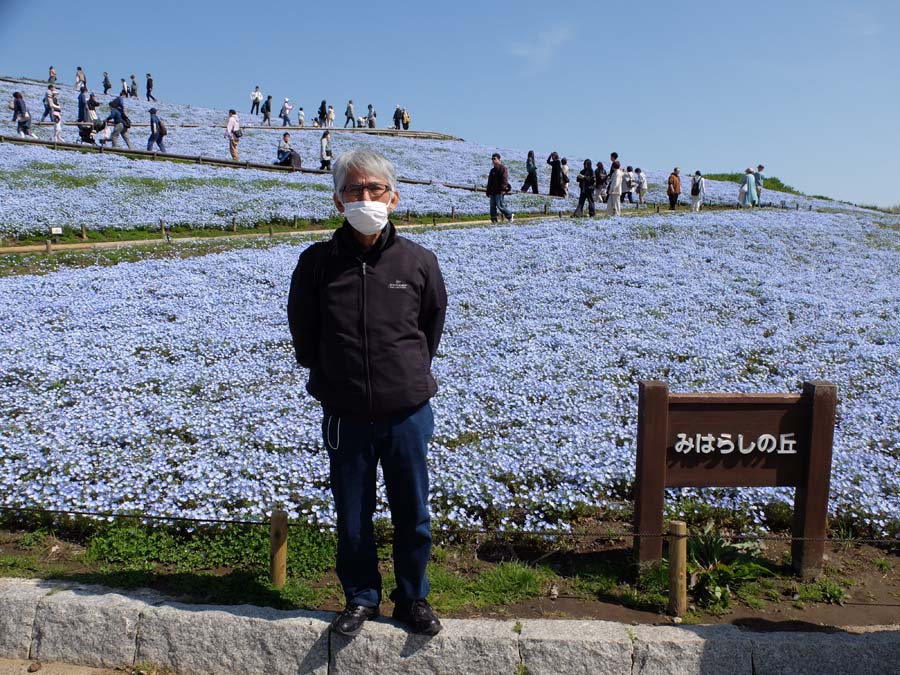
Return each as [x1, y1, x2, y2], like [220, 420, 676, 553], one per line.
[324, 402, 434, 607]
[147, 134, 166, 153]
[490, 193, 512, 221]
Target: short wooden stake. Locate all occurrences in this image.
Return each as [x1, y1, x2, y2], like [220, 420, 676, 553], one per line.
[81, 223, 87, 240]
[292, 215, 298, 229]
[269, 510, 288, 589]
[268, 224, 274, 237]
[406, 209, 411, 222]
[451, 206, 455, 218]
[45, 239, 52, 254]
[232, 217, 237, 233]
[667, 520, 687, 617]
[656, 205, 660, 214]
[159, 219, 166, 238]
[432, 215, 436, 225]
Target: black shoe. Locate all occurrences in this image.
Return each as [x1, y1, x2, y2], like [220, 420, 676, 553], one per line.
[392, 599, 443, 635]
[330, 603, 379, 637]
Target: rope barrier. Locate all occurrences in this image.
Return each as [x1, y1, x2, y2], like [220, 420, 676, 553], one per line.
[1, 504, 895, 546]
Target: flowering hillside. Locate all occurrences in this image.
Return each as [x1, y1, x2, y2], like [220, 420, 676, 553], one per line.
[0, 76, 860, 235]
[1, 210, 898, 535]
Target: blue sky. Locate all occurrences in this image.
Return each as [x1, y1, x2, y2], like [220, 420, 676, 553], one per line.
[1, 0, 897, 206]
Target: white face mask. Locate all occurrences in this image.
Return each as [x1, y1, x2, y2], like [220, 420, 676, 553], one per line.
[342, 200, 390, 236]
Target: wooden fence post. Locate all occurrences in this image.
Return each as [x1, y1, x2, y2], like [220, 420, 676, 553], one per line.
[634, 380, 669, 564]
[268, 224, 274, 238]
[293, 215, 298, 229]
[451, 206, 455, 219]
[81, 223, 87, 240]
[44, 240, 52, 254]
[270, 510, 288, 589]
[232, 217, 237, 233]
[667, 520, 688, 617]
[159, 219, 166, 239]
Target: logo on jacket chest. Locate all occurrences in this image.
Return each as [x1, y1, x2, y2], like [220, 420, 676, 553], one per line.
[388, 279, 409, 290]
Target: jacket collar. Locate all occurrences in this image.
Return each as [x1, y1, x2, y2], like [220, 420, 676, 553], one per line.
[332, 220, 396, 259]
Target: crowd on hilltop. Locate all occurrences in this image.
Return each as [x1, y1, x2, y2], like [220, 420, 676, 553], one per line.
[248, 87, 412, 131]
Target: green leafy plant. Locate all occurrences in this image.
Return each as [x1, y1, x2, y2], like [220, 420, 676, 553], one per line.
[686, 522, 771, 610]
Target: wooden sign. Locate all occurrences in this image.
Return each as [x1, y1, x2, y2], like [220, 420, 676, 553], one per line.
[633, 380, 836, 578]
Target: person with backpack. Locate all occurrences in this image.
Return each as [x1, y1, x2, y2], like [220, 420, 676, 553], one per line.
[74, 67, 86, 91]
[320, 130, 333, 170]
[401, 108, 410, 130]
[250, 86, 263, 115]
[574, 159, 597, 217]
[102, 72, 111, 95]
[280, 98, 293, 126]
[486, 153, 514, 223]
[146, 74, 157, 102]
[106, 98, 132, 149]
[344, 100, 355, 127]
[667, 167, 681, 210]
[148, 108, 166, 152]
[622, 166, 636, 204]
[261, 95, 273, 126]
[226, 110, 241, 160]
[366, 104, 377, 128]
[635, 168, 648, 206]
[520, 150, 538, 193]
[12, 92, 37, 139]
[690, 171, 706, 212]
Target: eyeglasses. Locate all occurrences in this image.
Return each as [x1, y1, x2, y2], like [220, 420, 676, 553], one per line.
[341, 182, 391, 201]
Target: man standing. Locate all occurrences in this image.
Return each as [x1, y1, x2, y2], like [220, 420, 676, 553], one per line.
[344, 99, 355, 127]
[690, 171, 705, 212]
[667, 167, 681, 210]
[754, 164, 765, 203]
[102, 72, 111, 95]
[393, 105, 403, 130]
[225, 109, 241, 160]
[146, 74, 157, 102]
[486, 153, 514, 223]
[261, 95, 273, 126]
[288, 148, 447, 638]
[250, 86, 262, 115]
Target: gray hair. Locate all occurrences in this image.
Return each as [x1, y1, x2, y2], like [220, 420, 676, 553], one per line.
[332, 148, 398, 196]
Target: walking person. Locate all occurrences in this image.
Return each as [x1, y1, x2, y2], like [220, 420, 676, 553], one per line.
[401, 107, 410, 130]
[318, 100, 328, 127]
[77, 86, 88, 123]
[130, 74, 139, 99]
[102, 72, 111, 95]
[486, 153, 514, 223]
[49, 94, 63, 142]
[297, 107, 305, 126]
[560, 158, 570, 197]
[635, 168, 648, 206]
[120, 79, 129, 97]
[48, 65, 56, 85]
[106, 99, 132, 149]
[520, 150, 538, 193]
[250, 86, 262, 115]
[320, 130, 333, 170]
[622, 166, 636, 204]
[280, 98, 293, 126]
[327, 105, 335, 128]
[74, 66, 86, 91]
[754, 164, 765, 203]
[547, 151, 564, 196]
[288, 148, 447, 639]
[667, 167, 681, 210]
[40, 85, 55, 122]
[574, 159, 597, 217]
[146, 73, 157, 102]
[344, 99, 355, 127]
[607, 161, 623, 215]
[738, 168, 758, 207]
[261, 95, 273, 126]
[393, 105, 403, 130]
[12, 93, 37, 139]
[225, 109, 241, 160]
[86, 93, 100, 122]
[366, 104, 376, 128]
[594, 161, 608, 203]
[690, 171, 705, 212]
[147, 108, 166, 152]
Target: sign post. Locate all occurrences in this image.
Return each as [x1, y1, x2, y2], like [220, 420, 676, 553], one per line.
[633, 380, 836, 578]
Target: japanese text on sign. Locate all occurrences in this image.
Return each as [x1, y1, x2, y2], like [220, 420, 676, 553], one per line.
[673, 432, 797, 455]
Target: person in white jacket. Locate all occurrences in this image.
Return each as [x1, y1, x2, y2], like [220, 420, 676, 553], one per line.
[49, 94, 63, 143]
[225, 110, 241, 161]
[250, 86, 263, 115]
[635, 168, 648, 206]
[606, 161, 624, 216]
[280, 98, 293, 126]
[690, 171, 706, 212]
[320, 130, 332, 170]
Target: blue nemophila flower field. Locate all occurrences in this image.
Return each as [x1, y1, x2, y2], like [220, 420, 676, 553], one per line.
[1, 210, 898, 535]
[0, 77, 860, 236]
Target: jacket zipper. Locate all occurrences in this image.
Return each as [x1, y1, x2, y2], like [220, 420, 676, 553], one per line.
[361, 261, 374, 419]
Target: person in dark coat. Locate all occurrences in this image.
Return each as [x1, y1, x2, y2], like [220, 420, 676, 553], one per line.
[146, 73, 157, 102]
[520, 150, 538, 193]
[486, 153, 514, 223]
[318, 100, 328, 127]
[261, 95, 273, 126]
[574, 159, 597, 217]
[393, 105, 403, 130]
[102, 72, 111, 95]
[547, 151, 564, 196]
[288, 148, 447, 640]
[594, 161, 609, 203]
[77, 87, 88, 123]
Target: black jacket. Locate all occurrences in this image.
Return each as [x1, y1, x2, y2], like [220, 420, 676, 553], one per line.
[288, 222, 447, 420]
[486, 164, 511, 196]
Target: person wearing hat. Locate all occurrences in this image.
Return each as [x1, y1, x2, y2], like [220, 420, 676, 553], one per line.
[225, 109, 241, 160]
[146, 73, 157, 102]
[148, 108, 166, 152]
[280, 97, 293, 126]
